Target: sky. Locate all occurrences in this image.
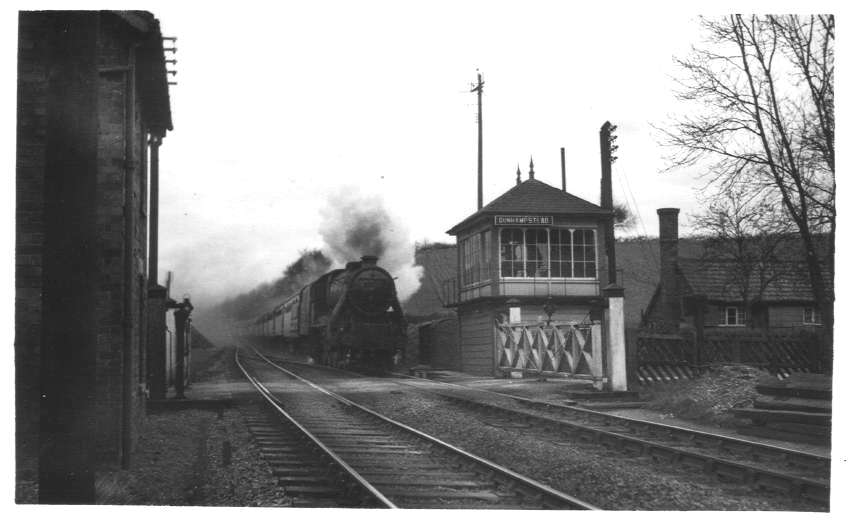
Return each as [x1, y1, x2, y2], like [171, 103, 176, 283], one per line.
[149, 2, 713, 307]
[1, 1, 844, 311]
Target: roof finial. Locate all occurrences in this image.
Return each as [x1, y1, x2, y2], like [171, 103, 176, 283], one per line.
[528, 156, 535, 180]
[516, 164, 522, 185]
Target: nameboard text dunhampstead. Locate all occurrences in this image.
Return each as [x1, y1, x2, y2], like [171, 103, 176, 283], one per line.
[494, 215, 553, 226]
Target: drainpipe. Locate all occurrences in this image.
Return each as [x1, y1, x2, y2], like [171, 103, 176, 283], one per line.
[121, 42, 140, 469]
[148, 134, 162, 286]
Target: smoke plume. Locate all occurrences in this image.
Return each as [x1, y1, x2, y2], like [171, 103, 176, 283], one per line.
[214, 249, 332, 321]
[319, 187, 423, 301]
[213, 187, 423, 328]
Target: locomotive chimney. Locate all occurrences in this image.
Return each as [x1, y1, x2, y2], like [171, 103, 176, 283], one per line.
[361, 255, 378, 266]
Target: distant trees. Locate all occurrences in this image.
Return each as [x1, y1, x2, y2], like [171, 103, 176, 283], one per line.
[664, 15, 834, 358]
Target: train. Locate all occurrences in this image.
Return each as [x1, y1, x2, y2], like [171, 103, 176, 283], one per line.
[237, 255, 407, 370]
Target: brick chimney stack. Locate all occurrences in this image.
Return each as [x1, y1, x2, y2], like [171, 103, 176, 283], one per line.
[657, 208, 681, 329]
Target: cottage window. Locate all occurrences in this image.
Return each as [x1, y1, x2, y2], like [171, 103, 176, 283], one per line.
[803, 307, 821, 325]
[723, 306, 746, 326]
[499, 227, 596, 279]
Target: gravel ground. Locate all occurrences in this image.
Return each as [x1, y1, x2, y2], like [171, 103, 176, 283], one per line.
[309, 373, 824, 511]
[95, 345, 292, 506]
[638, 364, 765, 428]
[200, 405, 291, 506]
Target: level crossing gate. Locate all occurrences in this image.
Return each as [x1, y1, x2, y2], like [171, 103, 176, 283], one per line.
[495, 321, 603, 381]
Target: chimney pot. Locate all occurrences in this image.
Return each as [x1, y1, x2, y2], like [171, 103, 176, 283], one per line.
[560, 147, 566, 192]
[361, 255, 378, 266]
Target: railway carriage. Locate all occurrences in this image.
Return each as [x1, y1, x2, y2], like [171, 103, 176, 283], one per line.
[240, 255, 406, 369]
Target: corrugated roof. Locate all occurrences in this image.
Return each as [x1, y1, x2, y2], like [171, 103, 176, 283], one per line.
[447, 178, 610, 234]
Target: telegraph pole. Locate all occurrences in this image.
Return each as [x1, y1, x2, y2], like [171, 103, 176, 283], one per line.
[600, 121, 619, 284]
[471, 71, 484, 210]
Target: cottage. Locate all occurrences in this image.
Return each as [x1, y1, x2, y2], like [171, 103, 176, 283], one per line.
[643, 208, 831, 330]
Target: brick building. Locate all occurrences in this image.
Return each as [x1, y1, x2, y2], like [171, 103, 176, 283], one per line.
[16, 11, 173, 502]
[643, 208, 832, 330]
[402, 243, 460, 368]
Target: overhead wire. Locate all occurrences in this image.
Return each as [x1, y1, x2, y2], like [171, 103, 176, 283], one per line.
[617, 165, 660, 274]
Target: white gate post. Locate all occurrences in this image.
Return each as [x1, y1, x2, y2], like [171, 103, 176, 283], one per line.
[603, 284, 628, 391]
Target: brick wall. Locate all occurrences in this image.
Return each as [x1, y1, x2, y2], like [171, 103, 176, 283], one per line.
[15, 11, 49, 487]
[94, 14, 150, 465]
[16, 13, 161, 485]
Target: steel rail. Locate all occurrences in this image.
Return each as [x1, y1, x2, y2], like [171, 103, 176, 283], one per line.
[257, 351, 828, 503]
[382, 374, 830, 503]
[261, 351, 828, 468]
[391, 371, 829, 467]
[251, 347, 598, 510]
[234, 348, 397, 508]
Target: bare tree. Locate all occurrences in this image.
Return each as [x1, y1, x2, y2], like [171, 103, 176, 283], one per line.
[664, 15, 834, 365]
[692, 188, 793, 326]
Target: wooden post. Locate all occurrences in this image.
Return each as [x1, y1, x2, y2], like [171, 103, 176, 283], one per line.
[692, 295, 706, 370]
[625, 328, 639, 387]
[471, 72, 484, 210]
[591, 322, 604, 389]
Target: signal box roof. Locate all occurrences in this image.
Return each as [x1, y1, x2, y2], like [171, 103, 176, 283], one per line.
[447, 178, 611, 235]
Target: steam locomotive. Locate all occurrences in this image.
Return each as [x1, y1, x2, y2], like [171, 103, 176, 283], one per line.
[239, 255, 407, 369]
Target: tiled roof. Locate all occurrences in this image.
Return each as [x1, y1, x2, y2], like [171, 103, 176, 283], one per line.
[447, 178, 610, 234]
[677, 258, 832, 303]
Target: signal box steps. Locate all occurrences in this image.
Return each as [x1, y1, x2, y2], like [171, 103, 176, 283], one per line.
[730, 408, 831, 426]
[756, 373, 832, 400]
[754, 395, 832, 414]
[733, 372, 832, 446]
[564, 390, 645, 410]
[563, 390, 640, 401]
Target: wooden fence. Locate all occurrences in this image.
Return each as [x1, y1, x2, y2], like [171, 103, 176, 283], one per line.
[630, 327, 824, 384]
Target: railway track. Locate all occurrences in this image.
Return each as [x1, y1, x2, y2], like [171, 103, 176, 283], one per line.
[237, 348, 597, 509]
[262, 353, 830, 505]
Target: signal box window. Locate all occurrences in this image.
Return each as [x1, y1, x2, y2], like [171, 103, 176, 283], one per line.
[500, 228, 525, 277]
[525, 229, 549, 277]
[499, 227, 596, 279]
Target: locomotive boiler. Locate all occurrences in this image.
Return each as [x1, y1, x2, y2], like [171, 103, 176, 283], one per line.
[241, 255, 407, 369]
